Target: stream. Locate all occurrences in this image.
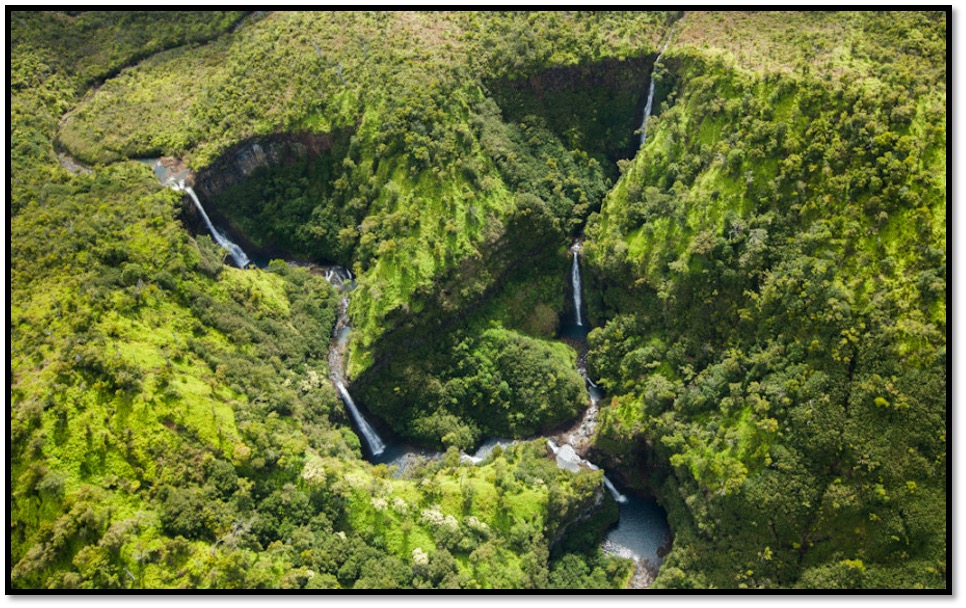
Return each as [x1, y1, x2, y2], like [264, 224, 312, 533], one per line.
[151, 156, 672, 588]
[321, 241, 672, 587]
[561, 241, 672, 586]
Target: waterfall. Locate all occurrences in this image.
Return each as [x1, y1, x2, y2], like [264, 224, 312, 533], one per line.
[571, 242, 583, 326]
[638, 67, 660, 148]
[639, 17, 683, 148]
[547, 439, 628, 503]
[325, 269, 386, 458]
[324, 266, 353, 291]
[603, 475, 629, 503]
[176, 181, 252, 268]
[335, 381, 386, 457]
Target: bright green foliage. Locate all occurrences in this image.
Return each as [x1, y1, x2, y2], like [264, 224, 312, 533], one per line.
[10, 11, 248, 88]
[10, 11, 634, 590]
[465, 10, 676, 78]
[585, 10, 945, 589]
[359, 327, 585, 450]
[54, 11, 671, 377]
[10, 9, 946, 591]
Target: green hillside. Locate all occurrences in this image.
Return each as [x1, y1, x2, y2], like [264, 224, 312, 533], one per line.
[584, 10, 946, 589]
[9, 10, 946, 590]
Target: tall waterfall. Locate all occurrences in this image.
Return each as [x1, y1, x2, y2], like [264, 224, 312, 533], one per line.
[571, 242, 583, 326]
[639, 17, 683, 148]
[325, 270, 386, 458]
[335, 380, 386, 457]
[176, 181, 251, 268]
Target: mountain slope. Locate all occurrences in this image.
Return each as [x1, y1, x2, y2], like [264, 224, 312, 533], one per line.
[584, 10, 946, 588]
[9, 10, 946, 590]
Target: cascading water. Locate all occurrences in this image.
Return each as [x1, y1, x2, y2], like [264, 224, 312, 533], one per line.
[461, 438, 517, 465]
[325, 270, 387, 458]
[546, 440, 626, 502]
[174, 180, 252, 269]
[556, 234, 671, 587]
[602, 475, 629, 503]
[639, 16, 684, 148]
[335, 380, 386, 457]
[571, 241, 583, 327]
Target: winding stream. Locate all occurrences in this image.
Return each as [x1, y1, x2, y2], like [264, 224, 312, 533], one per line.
[152, 156, 671, 588]
[560, 239, 672, 585]
[323, 242, 672, 587]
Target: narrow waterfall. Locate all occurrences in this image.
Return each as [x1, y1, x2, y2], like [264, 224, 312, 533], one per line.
[176, 181, 252, 268]
[325, 269, 386, 458]
[558, 228, 672, 584]
[571, 241, 583, 326]
[547, 439, 627, 503]
[639, 17, 683, 148]
[335, 380, 386, 457]
[603, 475, 629, 503]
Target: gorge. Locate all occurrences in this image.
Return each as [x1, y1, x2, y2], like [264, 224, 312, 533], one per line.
[10, 10, 947, 591]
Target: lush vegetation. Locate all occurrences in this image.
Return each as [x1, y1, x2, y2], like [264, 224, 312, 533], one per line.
[54, 11, 669, 377]
[10, 9, 946, 590]
[584, 10, 946, 589]
[10, 11, 636, 590]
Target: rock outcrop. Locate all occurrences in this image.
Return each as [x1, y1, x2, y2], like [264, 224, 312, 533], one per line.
[192, 132, 340, 200]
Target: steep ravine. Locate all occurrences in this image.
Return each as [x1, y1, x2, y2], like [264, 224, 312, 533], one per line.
[20, 9, 946, 590]
[141, 38, 686, 585]
[193, 130, 355, 265]
[320, 229, 674, 588]
[557, 238, 673, 587]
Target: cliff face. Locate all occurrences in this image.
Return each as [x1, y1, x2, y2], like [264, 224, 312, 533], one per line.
[192, 132, 338, 200]
[178, 130, 354, 263]
[487, 55, 655, 170]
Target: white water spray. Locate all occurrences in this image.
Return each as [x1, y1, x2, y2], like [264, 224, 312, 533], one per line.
[640, 17, 684, 148]
[324, 270, 387, 458]
[571, 242, 583, 326]
[603, 475, 629, 503]
[335, 381, 386, 457]
[547, 440, 628, 502]
[462, 438, 516, 465]
[175, 181, 251, 268]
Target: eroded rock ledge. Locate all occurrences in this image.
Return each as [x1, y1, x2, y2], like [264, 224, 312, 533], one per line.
[192, 131, 341, 200]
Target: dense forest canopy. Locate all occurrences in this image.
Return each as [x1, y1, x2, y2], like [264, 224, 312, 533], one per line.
[9, 10, 946, 590]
